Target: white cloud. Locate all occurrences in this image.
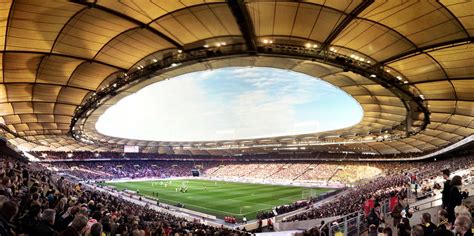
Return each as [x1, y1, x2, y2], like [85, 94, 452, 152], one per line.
[96, 67, 362, 141]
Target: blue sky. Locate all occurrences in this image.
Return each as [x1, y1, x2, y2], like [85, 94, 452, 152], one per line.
[95, 67, 363, 141]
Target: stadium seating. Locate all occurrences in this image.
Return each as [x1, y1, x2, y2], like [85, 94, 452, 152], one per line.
[0, 157, 250, 236]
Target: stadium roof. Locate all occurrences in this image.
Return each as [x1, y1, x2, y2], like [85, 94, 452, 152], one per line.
[0, 0, 472, 155]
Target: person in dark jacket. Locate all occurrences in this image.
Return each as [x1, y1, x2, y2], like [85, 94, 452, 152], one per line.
[55, 206, 79, 232]
[437, 209, 450, 230]
[32, 209, 57, 236]
[367, 203, 383, 228]
[447, 175, 464, 223]
[18, 203, 41, 235]
[421, 212, 437, 236]
[391, 196, 411, 227]
[441, 169, 451, 209]
[0, 200, 18, 236]
[58, 214, 87, 236]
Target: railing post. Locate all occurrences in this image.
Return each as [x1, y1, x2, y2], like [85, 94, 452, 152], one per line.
[356, 213, 361, 235]
[344, 215, 348, 236]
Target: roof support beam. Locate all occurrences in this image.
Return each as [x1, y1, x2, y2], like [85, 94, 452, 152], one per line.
[228, 0, 257, 52]
[409, 77, 473, 85]
[320, 0, 374, 49]
[71, 0, 182, 49]
[1, 50, 125, 70]
[379, 37, 473, 65]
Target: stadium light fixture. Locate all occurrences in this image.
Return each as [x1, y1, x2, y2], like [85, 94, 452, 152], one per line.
[313, 44, 317, 48]
[370, 74, 376, 78]
[203, 44, 209, 48]
[404, 80, 409, 84]
[396, 76, 402, 80]
[263, 39, 268, 44]
[177, 50, 182, 53]
[215, 42, 221, 47]
[367, 60, 371, 63]
[305, 43, 311, 48]
[153, 59, 158, 62]
[221, 42, 226, 45]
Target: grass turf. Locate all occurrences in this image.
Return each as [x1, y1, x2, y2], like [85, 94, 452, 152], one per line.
[103, 179, 332, 220]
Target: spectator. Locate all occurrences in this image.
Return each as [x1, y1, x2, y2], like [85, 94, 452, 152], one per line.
[0, 200, 18, 236]
[55, 206, 79, 232]
[421, 212, 436, 236]
[441, 169, 451, 209]
[389, 192, 398, 212]
[367, 203, 383, 228]
[437, 209, 450, 230]
[32, 209, 57, 236]
[447, 175, 464, 223]
[453, 215, 472, 236]
[59, 214, 88, 236]
[397, 218, 411, 236]
[365, 195, 376, 216]
[368, 224, 378, 236]
[455, 205, 472, 219]
[18, 203, 41, 235]
[90, 222, 103, 236]
[412, 224, 425, 236]
[392, 196, 411, 227]
[320, 220, 329, 236]
[383, 227, 392, 236]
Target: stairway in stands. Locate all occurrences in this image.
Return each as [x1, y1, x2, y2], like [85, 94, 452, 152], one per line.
[293, 164, 319, 181]
[326, 167, 341, 182]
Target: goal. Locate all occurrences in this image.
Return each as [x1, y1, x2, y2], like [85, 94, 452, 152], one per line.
[301, 189, 319, 200]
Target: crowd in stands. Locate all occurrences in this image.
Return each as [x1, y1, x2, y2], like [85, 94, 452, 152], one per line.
[42, 158, 388, 184]
[0, 157, 250, 236]
[284, 174, 409, 222]
[30, 150, 437, 161]
[8, 149, 474, 236]
[271, 163, 310, 180]
[295, 153, 474, 236]
[48, 161, 217, 180]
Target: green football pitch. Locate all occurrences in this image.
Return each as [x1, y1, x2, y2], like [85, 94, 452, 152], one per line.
[103, 179, 332, 220]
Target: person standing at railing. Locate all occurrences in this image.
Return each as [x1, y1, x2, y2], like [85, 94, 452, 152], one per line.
[391, 196, 411, 227]
[442, 169, 452, 209]
[447, 176, 464, 223]
[364, 195, 376, 216]
[367, 203, 384, 228]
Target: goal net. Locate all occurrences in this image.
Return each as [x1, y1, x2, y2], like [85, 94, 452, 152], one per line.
[301, 189, 319, 200]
